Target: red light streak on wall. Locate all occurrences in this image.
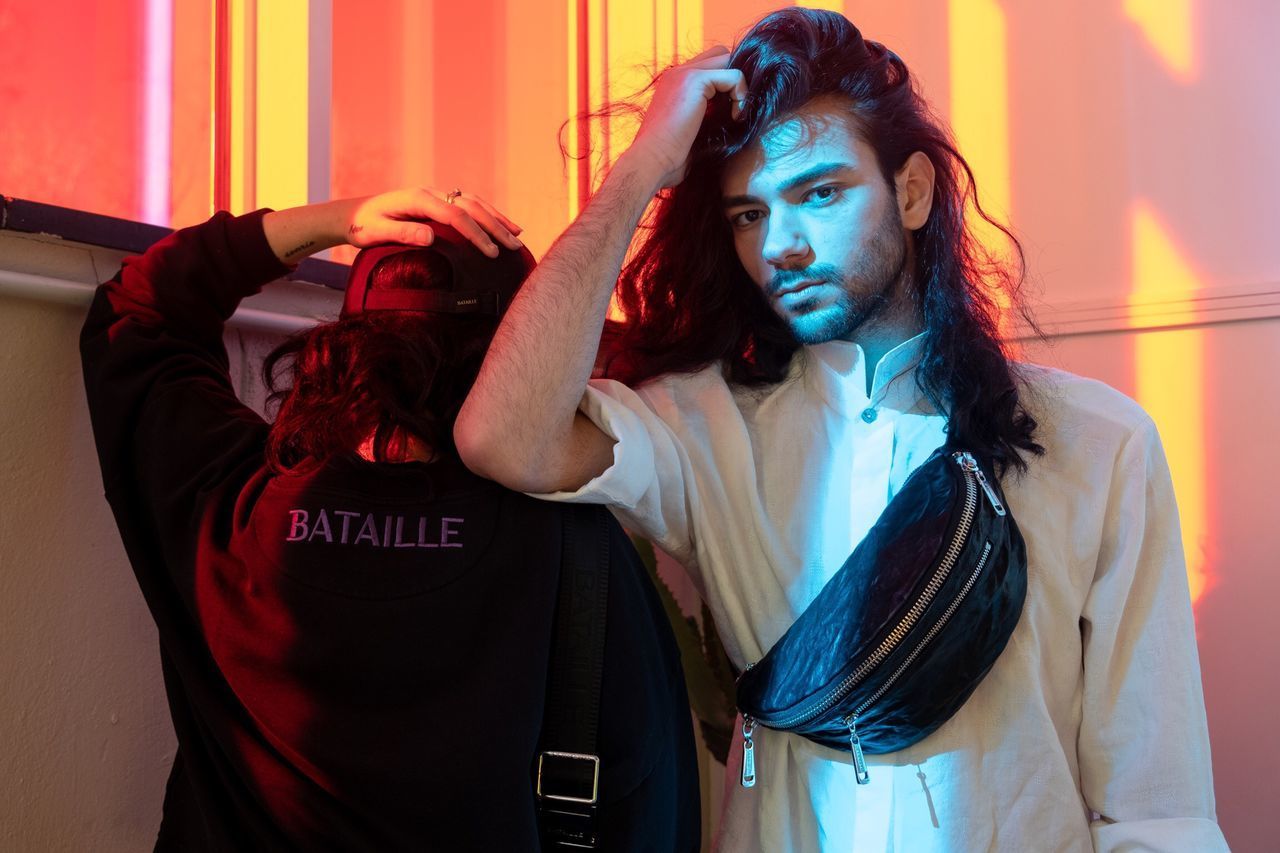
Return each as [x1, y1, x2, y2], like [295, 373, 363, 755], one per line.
[0, 2, 146, 221]
[330, 0, 572, 262]
[171, 0, 213, 228]
[211, 0, 262, 216]
[432, 1, 505, 223]
[213, 0, 232, 213]
[567, 0, 593, 219]
[497, 1, 573, 259]
[329, 1, 436, 264]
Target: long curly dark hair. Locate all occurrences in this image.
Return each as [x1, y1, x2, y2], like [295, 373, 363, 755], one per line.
[262, 251, 499, 474]
[603, 8, 1042, 473]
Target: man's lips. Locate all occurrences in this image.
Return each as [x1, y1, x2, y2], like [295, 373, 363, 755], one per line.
[773, 279, 826, 298]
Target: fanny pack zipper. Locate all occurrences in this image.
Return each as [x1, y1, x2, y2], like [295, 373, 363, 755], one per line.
[842, 539, 992, 783]
[741, 451, 999, 788]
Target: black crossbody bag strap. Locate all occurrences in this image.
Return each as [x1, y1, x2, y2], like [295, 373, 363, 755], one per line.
[537, 504, 611, 850]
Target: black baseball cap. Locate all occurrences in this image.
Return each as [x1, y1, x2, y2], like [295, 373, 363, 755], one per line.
[340, 223, 536, 319]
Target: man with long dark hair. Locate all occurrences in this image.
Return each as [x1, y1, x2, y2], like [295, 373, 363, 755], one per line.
[80, 189, 699, 850]
[457, 8, 1226, 851]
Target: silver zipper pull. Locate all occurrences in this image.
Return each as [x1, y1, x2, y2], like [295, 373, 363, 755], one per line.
[741, 716, 757, 788]
[846, 715, 870, 785]
[956, 452, 1007, 516]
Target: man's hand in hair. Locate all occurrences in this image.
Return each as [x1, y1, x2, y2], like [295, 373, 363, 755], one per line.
[624, 46, 748, 190]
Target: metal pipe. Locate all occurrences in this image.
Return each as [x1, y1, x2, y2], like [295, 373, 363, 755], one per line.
[0, 269, 321, 335]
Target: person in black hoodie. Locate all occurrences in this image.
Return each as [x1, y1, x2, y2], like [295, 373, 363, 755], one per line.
[79, 188, 700, 852]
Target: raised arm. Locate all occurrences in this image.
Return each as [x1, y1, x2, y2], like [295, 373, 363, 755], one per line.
[262, 188, 524, 266]
[455, 49, 746, 494]
[80, 188, 522, 513]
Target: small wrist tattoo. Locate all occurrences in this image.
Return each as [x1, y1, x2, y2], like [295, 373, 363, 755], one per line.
[348, 224, 364, 235]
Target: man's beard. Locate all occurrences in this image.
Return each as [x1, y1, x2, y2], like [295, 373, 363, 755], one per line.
[769, 206, 910, 345]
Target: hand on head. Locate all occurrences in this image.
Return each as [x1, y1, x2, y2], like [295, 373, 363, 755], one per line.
[344, 188, 524, 259]
[626, 46, 748, 190]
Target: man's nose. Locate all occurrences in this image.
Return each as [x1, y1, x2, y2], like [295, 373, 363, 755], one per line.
[762, 213, 811, 269]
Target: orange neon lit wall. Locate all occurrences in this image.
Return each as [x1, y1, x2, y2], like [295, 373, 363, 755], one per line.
[1, 1, 1277, 848]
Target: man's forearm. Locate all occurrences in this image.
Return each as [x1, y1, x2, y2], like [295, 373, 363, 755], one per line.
[456, 153, 665, 485]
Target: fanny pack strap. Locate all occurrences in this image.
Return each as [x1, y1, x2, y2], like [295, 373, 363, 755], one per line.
[537, 504, 611, 850]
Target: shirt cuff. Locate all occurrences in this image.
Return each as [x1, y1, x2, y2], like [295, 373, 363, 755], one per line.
[1091, 816, 1229, 852]
[526, 380, 656, 509]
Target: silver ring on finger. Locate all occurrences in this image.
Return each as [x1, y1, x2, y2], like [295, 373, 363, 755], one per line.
[446, 189, 463, 205]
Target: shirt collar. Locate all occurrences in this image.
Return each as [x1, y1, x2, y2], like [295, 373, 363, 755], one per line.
[800, 332, 936, 418]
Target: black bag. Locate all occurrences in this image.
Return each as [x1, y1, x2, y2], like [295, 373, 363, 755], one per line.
[734, 448, 1027, 785]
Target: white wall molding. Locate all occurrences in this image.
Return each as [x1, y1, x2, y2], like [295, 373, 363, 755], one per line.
[0, 229, 342, 335]
[6, 225, 1277, 342]
[1016, 282, 1280, 341]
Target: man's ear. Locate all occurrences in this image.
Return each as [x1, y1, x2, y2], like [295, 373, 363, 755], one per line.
[895, 151, 935, 231]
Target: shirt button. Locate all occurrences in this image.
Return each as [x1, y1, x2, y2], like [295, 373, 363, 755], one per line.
[860, 407, 878, 423]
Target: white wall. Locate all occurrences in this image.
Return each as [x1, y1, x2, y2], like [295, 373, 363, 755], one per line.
[0, 229, 339, 851]
[1, 254, 172, 850]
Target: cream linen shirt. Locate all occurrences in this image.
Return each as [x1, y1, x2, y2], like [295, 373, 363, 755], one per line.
[535, 334, 1227, 852]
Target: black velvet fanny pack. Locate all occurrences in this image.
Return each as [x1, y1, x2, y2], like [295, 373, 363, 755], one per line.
[734, 447, 1027, 786]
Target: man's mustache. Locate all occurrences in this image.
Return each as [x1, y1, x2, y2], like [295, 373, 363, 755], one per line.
[768, 263, 843, 297]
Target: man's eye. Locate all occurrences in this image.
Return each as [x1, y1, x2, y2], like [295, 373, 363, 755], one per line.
[730, 209, 764, 228]
[806, 185, 841, 204]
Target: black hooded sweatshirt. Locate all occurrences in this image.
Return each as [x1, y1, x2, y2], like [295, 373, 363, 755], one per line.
[79, 210, 700, 852]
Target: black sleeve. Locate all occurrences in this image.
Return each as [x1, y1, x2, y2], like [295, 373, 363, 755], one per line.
[79, 209, 291, 599]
